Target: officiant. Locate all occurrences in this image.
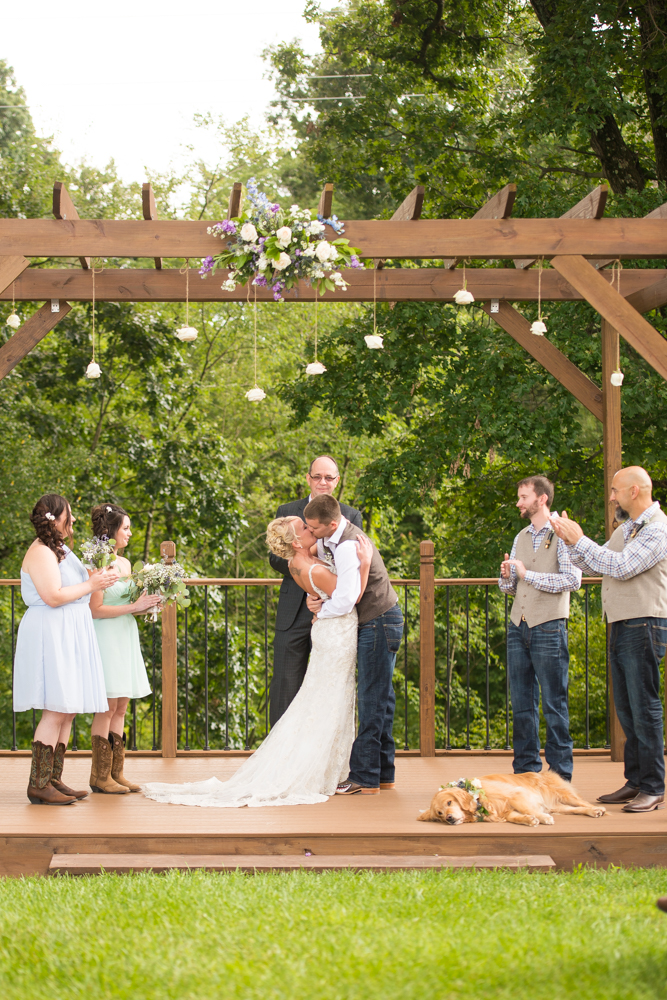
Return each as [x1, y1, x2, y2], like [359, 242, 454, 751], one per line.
[268, 455, 362, 725]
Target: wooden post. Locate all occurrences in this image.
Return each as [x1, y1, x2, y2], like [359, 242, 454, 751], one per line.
[419, 540, 436, 756]
[601, 319, 626, 762]
[160, 540, 178, 758]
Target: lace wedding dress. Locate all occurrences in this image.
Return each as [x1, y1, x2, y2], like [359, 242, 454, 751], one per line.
[143, 567, 357, 808]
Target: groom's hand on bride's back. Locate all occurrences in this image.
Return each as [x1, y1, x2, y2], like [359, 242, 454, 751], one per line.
[306, 593, 323, 616]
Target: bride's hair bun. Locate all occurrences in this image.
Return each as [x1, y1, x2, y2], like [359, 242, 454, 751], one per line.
[266, 517, 300, 559]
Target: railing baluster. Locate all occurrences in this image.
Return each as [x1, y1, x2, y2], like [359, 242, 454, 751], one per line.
[244, 586, 249, 750]
[585, 586, 590, 749]
[403, 585, 409, 751]
[264, 587, 269, 736]
[11, 585, 17, 751]
[184, 605, 190, 751]
[504, 593, 511, 750]
[204, 586, 209, 751]
[224, 587, 229, 751]
[465, 585, 470, 750]
[71, 717, 77, 751]
[485, 585, 491, 751]
[131, 698, 137, 751]
[605, 618, 611, 750]
[151, 620, 157, 751]
[446, 586, 451, 750]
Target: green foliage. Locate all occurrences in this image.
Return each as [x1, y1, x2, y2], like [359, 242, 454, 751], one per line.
[1, 868, 667, 999]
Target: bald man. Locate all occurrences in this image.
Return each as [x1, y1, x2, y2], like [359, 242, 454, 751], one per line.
[268, 456, 362, 726]
[551, 466, 667, 812]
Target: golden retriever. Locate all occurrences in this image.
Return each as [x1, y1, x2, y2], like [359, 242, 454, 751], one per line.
[418, 772, 606, 827]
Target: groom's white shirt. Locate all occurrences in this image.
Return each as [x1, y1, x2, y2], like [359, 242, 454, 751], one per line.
[316, 516, 361, 619]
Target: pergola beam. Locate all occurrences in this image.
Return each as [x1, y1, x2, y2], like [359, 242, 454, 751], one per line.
[318, 183, 334, 219]
[142, 183, 162, 270]
[480, 300, 603, 421]
[515, 185, 608, 271]
[227, 182, 243, 220]
[551, 255, 667, 381]
[52, 182, 90, 270]
[3, 266, 665, 305]
[0, 300, 72, 379]
[0, 255, 30, 296]
[1, 217, 666, 259]
[594, 200, 667, 270]
[443, 183, 516, 269]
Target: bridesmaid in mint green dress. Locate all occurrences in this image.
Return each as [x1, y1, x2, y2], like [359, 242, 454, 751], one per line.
[89, 503, 161, 794]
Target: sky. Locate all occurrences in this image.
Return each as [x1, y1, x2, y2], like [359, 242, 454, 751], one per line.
[3, 1, 334, 183]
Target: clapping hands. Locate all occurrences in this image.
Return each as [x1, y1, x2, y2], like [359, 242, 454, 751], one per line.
[549, 511, 584, 545]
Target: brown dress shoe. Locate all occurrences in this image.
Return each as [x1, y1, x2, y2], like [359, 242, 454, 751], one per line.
[335, 781, 380, 795]
[622, 792, 665, 812]
[597, 783, 639, 804]
[657, 897, 667, 913]
[51, 742, 89, 799]
[27, 741, 76, 805]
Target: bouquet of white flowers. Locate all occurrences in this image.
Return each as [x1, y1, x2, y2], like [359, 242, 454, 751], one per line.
[200, 177, 364, 301]
[128, 559, 191, 622]
[80, 536, 117, 570]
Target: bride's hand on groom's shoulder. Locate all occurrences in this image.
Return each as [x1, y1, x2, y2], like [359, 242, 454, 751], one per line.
[356, 535, 373, 568]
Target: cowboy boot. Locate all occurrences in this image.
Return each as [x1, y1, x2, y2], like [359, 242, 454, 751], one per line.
[27, 741, 76, 805]
[51, 742, 89, 799]
[89, 734, 128, 794]
[109, 731, 140, 792]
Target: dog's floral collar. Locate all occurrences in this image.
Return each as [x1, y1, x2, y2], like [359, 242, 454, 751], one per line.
[440, 778, 490, 820]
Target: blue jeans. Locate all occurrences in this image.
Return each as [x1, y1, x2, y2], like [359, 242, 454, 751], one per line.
[507, 618, 573, 781]
[348, 604, 404, 788]
[610, 617, 666, 796]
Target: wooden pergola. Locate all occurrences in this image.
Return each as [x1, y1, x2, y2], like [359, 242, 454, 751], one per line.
[1, 179, 667, 760]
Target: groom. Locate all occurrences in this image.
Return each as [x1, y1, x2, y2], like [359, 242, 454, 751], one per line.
[304, 494, 404, 794]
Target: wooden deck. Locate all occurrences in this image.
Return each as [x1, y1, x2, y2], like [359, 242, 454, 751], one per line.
[1, 755, 666, 876]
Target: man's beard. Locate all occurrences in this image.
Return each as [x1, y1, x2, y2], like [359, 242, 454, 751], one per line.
[614, 503, 630, 522]
[520, 500, 540, 519]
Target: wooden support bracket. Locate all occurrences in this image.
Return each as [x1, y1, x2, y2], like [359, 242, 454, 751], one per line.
[160, 540, 178, 758]
[624, 272, 667, 314]
[227, 182, 243, 220]
[318, 182, 334, 219]
[481, 300, 603, 421]
[0, 300, 72, 379]
[391, 185, 425, 222]
[0, 255, 30, 296]
[515, 185, 608, 270]
[443, 183, 517, 269]
[52, 182, 90, 269]
[142, 183, 162, 270]
[551, 254, 667, 382]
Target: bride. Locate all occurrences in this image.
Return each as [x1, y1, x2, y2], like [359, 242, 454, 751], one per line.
[142, 516, 372, 808]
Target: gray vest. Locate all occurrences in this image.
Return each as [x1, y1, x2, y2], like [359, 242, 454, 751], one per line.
[510, 527, 571, 628]
[338, 522, 398, 626]
[602, 508, 667, 623]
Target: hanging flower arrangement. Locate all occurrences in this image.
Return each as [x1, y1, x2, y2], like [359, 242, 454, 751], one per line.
[199, 178, 363, 301]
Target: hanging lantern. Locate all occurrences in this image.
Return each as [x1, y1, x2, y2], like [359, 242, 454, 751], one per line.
[531, 258, 546, 334]
[86, 361, 101, 379]
[6, 282, 20, 328]
[306, 361, 327, 375]
[86, 264, 102, 378]
[364, 334, 384, 349]
[454, 260, 475, 305]
[530, 320, 547, 336]
[610, 370, 624, 386]
[246, 386, 266, 402]
[608, 263, 624, 386]
[176, 259, 197, 342]
[365, 267, 385, 349]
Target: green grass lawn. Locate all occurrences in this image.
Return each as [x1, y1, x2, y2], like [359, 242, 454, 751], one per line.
[1, 867, 667, 999]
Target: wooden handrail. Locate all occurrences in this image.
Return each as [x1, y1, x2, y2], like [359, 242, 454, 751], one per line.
[0, 576, 604, 586]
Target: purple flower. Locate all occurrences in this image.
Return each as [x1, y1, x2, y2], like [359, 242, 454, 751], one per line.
[350, 254, 363, 269]
[271, 204, 280, 214]
[220, 219, 237, 234]
[199, 256, 215, 276]
[259, 236, 266, 245]
[253, 275, 268, 287]
[295, 249, 301, 256]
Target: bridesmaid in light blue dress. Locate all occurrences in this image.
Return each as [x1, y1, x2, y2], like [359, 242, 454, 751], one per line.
[89, 503, 161, 794]
[14, 494, 117, 804]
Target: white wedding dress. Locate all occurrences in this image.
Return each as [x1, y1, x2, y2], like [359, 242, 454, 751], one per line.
[142, 566, 357, 808]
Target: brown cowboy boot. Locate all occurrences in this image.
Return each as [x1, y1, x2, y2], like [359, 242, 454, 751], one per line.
[109, 731, 140, 792]
[51, 742, 89, 799]
[27, 741, 76, 805]
[89, 734, 128, 794]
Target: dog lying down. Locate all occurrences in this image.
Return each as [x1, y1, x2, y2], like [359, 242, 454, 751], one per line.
[418, 771, 606, 827]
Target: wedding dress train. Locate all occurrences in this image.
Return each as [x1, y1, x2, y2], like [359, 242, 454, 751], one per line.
[142, 570, 357, 808]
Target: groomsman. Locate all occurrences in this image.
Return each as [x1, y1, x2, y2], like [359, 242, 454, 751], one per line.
[499, 476, 582, 783]
[268, 455, 362, 726]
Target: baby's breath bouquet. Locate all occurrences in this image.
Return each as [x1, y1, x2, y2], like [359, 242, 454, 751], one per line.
[80, 536, 117, 570]
[128, 559, 191, 622]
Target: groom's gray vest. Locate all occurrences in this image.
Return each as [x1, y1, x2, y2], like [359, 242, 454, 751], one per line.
[339, 522, 398, 625]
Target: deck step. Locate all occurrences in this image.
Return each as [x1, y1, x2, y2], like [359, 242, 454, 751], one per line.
[49, 853, 555, 875]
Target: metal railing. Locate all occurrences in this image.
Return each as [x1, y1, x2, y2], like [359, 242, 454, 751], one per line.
[0, 539, 616, 756]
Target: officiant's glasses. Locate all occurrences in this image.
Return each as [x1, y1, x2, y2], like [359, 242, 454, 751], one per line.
[309, 474, 338, 483]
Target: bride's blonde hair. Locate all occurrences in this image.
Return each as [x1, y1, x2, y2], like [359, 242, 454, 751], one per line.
[266, 516, 300, 559]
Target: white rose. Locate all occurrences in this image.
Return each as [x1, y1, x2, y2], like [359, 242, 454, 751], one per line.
[315, 241, 331, 263]
[274, 252, 291, 271]
[240, 223, 258, 242]
[245, 386, 266, 402]
[6, 312, 21, 329]
[276, 226, 292, 248]
[327, 244, 339, 261]
[305, 361, 327, 375]
[610, 369, 624, 386]
[454, 289, 475, 305]
[364, 334, 384, 349]
[85, 360, 102, 378]
[530, 319, 547, 335]
[308, 220, 325, 235]
[471, 778, 482, 789]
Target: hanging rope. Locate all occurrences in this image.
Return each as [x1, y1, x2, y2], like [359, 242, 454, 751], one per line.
[314, 286, 319, 362]
[179, 258, 191, 327]
[91, 259, 105, 362]
[537, 257, 543, 322]
[253, 279, 258, 386]
[373, 264, 377, 336]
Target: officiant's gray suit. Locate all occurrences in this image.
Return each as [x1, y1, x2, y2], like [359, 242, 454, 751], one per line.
[269, 496, 362, 726]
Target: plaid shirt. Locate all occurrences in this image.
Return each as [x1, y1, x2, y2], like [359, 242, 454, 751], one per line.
[498, 522, 582, 596]
[570, 501, 667, 580]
